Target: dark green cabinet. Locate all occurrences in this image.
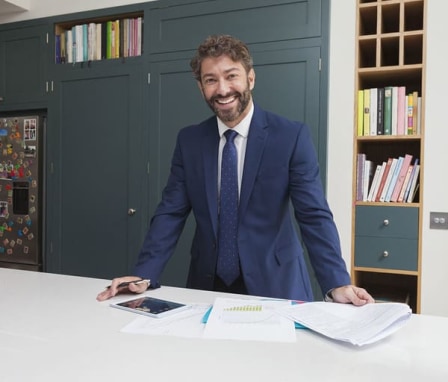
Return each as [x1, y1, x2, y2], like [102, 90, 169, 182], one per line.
[0, 23, 49, 110]
[45, 61, 149, 279]
[0, 0, 330, 296]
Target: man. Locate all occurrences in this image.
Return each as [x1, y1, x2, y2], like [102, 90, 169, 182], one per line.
[97, 35, 373, 305]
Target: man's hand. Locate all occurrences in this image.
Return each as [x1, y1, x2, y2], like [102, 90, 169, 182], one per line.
[330, 285, 375, 306]
[96, 276, 149, 301]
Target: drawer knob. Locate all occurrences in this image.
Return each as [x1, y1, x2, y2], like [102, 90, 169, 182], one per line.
[383, 219, 390, 226]
[382, 251, 389, 257]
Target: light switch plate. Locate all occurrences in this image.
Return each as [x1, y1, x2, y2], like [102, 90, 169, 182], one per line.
[429, 212, 448, 230]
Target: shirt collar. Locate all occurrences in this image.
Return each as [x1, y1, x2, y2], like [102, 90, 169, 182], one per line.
[217, 102, 254, 138]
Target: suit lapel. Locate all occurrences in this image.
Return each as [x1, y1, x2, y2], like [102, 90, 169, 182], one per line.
[202, 119, 220, 237]
[239, 105, 268, 218]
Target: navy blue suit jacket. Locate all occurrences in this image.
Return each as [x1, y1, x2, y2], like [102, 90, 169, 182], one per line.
[134, 104, 351, 301]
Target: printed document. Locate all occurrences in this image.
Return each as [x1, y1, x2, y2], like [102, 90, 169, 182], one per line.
[279, 301, 411, 346]
[203, 297, 296, 342]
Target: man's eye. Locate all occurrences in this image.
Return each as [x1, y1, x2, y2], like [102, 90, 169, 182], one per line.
[204, 78, 216, 85]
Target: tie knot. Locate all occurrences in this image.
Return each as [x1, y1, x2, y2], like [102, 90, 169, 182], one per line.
[224, 129, 238, 143]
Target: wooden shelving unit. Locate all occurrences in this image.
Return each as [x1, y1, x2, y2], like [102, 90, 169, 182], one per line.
[351, 0, 426, 313]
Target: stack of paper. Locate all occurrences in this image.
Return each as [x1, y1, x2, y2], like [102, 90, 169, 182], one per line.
[279, 301, 411, 346]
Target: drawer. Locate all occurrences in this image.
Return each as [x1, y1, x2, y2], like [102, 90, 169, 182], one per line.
[355, 205, 418, 239]
[354, 236, 418, 271]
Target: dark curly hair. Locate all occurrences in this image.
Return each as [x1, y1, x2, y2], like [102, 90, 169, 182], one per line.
[190, 35, 253, 81]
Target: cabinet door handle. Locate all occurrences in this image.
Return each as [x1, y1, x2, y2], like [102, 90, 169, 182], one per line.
[382, 251, 389, 257]
[383, 219, 389, 226]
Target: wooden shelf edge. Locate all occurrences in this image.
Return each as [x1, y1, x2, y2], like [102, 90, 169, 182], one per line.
[353, 267, 418, 276]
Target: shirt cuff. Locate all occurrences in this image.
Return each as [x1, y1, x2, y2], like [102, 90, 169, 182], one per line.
[324, 289, 334, 302]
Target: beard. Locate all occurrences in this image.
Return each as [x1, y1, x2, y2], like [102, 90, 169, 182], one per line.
[205, 82, 252, 123]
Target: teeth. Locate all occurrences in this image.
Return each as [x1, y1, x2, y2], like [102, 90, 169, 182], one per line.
[217, 97, 235, 104]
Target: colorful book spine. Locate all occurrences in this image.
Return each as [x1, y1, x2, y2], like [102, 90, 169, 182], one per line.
[406, 164, 420, 203]
[369, 88, 378, 136]
[367, 163, 383, 202]
[356, 153, 366, 201]
[376, 88, 384, 135]
[391, 86, 398, 135]
[363, 89, 370, 136]
[357, 90, 364, 136]
[375, 158, 393, 202]
[397, 164, 414, 203]
[383, 86, 393, 135]
[397, 86, 406, 135]
[407, 93, 414, 135]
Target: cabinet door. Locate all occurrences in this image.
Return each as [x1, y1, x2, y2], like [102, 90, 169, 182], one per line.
[0, 24, 49, 108]
[45, 63, 149, 279]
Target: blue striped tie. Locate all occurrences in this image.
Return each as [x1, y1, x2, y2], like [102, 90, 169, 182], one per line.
[217, 129, 240, 286]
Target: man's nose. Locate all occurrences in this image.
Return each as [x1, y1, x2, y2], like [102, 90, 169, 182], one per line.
[216, 79, 231, 95]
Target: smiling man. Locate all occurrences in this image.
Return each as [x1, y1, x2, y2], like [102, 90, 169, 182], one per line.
[97, 35, 374, 306]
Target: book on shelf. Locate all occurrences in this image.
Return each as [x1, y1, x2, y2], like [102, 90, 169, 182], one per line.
[66, 29, 73, 63]
[369, 88, 378, 136]
[397, 164, 414, 203]
[391, 86, 398, 135]
[357, 90, 364, 136]
[379, 158, 398, 202]
[397, 86, 406, 135]
[383, 86, 393, 135]
[417, 96, 422, 134]
[356, 153, 366, 201]
[376, 87, 384, 136]
[363, 89, 370, 136]
[95, 23, 102, 60]
[55, 35, 61, 63]
[408, 182, 420, 203]
[362, 160, 373, 202]
[114, 19, 120, 59]
[390, 154, 413, 202]
[412, 90, 419, 135]
[407, 93, 414, 135]
[375, 158, 393, 202]
[405, 163, 420, 203]
[367, 163, 383, 202]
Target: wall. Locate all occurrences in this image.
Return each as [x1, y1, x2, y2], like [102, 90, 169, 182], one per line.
[419, 1, 448, 317]
[1, 0, 447, 317]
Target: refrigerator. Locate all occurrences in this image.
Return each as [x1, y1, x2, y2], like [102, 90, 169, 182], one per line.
[0, 113, 44, 271]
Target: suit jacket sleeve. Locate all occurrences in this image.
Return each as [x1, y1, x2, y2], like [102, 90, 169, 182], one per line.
[288, 121, 351, 294]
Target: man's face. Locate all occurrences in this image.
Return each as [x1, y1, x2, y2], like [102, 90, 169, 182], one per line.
[198, 55, 255, 128]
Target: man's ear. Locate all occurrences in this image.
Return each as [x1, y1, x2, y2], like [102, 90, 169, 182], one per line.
[248, 68, 256, 91]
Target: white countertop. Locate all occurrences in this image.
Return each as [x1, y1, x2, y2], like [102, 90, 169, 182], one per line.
[1, 267, 447, 381]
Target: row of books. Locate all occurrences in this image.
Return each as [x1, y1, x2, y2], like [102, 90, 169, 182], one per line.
[55, 17, 143, 64]
[356, 153, 420, 203]
[357, 86, 422, 137]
